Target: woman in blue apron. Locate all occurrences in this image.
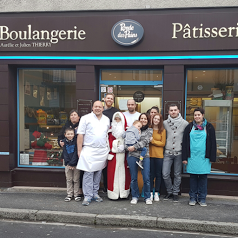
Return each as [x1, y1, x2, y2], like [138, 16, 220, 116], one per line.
[182, 108, 216, 207]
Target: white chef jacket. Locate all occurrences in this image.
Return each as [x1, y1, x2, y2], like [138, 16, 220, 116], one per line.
[77, 112, 110, 172]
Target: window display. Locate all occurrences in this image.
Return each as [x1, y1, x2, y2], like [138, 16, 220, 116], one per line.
[186, 69, 238, 175]
[18, 69, 76, 167]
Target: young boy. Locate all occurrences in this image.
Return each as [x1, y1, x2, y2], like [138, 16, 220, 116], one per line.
[123, 120, 147, 169]
[62, 128, 81, 202]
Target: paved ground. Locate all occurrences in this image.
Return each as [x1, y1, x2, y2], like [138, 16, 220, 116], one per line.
[0, 220, 235, 238]
[0, 187, 238, 235]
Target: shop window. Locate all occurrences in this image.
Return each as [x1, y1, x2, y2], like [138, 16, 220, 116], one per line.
[18, 69, 76, 168]
[186, 69, 238, 175]
[101, 69, 163, 113]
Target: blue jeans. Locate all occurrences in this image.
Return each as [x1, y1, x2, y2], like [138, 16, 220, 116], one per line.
[189, 174, 207, 203]
[162, 153, 182, 195]
[127, 144, 147, 158]
[150, 158, 163, 193]
[127, 155, 150, 200]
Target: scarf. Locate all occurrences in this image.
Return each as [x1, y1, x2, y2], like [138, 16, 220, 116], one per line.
[141, 124, 148, 131]
[167, 113, 183, 130]
[193, 118, 207, 130]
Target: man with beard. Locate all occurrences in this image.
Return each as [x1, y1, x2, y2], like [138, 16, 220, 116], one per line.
[103, 93, 119, 123]
[107, 112, 131, 200]
[163, 104, 188, 202]
[123, 99, 141, 127]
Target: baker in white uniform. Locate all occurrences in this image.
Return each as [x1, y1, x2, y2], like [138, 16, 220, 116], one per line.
[77, 101, 110, 206]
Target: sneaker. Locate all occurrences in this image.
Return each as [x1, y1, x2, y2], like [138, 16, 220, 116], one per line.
[173, 195, 179, 202]
[198, 201, 207, 207]
[130, 198, 138, 204]
[154, 192, 160, 202]
[64, 196, 72, 202]
[163, 193, 173, 200]
[93, 194, 103, 202]
[136, 160, 144, 169]
[150, 192, 153, 201]
[82, 198, 91, 206]
[146, 199, 152, 205]
[189, 200, 196, 206]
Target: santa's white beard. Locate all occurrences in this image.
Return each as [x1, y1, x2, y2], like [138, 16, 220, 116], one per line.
[111, 121, 124, 139]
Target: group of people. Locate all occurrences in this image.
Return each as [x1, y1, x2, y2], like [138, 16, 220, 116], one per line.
[58, 93, 217, 207]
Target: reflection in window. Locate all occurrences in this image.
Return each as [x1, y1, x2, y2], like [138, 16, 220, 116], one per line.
[186, 69, 238, 175]
[101, 69, 162, 81]
[19, 69, 76, 167]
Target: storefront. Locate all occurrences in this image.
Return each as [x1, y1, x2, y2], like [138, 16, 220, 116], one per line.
[0, 7, 238, 195]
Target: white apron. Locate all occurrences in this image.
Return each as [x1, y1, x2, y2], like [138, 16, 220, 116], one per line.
[77, 145, 109, 172]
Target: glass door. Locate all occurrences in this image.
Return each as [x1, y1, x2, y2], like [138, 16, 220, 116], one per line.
[100, 69, 163, 113]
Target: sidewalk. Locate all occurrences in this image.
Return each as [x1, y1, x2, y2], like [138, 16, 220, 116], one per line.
[0, 186, 238, 235]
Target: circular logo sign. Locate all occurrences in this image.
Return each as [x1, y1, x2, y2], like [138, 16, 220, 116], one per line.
[111, 19, 144, 46]
[133, 91, 144, 103]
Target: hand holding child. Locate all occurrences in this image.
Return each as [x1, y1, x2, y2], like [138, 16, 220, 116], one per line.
[128, 146, 135, 152]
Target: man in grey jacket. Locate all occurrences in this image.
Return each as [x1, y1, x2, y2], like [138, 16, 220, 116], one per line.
[163, 104, 188, 202]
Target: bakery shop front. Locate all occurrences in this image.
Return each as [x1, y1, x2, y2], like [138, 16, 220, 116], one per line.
[0, 7, 238, 195]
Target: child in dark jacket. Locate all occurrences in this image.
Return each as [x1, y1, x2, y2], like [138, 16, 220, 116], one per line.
[63, 128, 81, 202]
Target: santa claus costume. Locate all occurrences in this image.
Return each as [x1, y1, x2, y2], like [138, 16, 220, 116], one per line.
[107, 112, 131, 200]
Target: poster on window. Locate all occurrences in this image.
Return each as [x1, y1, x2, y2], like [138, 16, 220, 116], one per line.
[108, 87, 113, 93]
[20, 153, 29, 165]
[24, 81, 31, 96]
